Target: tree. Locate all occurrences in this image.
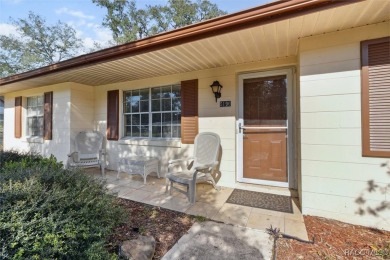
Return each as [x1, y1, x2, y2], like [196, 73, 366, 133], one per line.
[93, 0, 227, 45]
[0, 12, 82, 77]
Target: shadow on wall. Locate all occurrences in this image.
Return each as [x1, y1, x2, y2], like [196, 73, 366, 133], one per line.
[355, 161, 390, 220]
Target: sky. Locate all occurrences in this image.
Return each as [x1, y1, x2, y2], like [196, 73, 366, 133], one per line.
[0, 0, 271, 50]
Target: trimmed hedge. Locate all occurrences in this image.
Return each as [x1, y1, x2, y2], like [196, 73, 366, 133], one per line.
[0, 151, 124, 259]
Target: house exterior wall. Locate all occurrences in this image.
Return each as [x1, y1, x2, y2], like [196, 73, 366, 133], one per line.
[299, 22, 390, 230]
[3, 83, 95, 164]
[3, 83, 72, 163]
[70, 83, 95, 152]
[94, 57, 297, 188]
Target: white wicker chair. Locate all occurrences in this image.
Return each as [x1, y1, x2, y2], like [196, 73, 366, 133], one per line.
[166, 132, 221, 203]
[67, 131, 106, 177]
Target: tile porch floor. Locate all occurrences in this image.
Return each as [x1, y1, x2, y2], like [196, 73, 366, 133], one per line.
[86, 169, 308, 240]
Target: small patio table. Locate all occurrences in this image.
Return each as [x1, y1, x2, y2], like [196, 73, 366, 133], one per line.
[117, 157, 160, 184]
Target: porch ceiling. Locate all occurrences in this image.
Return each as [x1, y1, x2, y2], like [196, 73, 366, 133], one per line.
[0, 0, 388, 94]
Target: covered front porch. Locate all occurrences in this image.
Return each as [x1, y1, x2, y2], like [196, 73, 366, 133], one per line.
[85, 167, 308, 240]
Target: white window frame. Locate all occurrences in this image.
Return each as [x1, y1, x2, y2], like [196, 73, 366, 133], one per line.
[122, 84, 181, 140]
[26, 95, 44, 137]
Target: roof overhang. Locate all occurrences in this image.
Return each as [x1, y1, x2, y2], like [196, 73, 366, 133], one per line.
[1, 0, 388, 94]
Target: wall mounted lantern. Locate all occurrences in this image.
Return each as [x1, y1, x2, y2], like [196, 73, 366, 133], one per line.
[210, 80, 223, 103]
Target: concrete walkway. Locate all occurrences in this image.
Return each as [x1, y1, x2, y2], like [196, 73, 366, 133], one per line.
[86, 169, 308, 259]
[162, 221, 273, 260]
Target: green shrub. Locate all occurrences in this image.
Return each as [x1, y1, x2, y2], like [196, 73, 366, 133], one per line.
[0, 151, 124, 259]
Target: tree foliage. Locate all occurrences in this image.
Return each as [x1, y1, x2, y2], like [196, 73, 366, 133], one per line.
[93, 0, 227, 44]
[0, 12, 82, 78]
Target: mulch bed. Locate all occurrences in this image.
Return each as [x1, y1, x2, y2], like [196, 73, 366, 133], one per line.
[108, 199, 197, 259]
[108, 199, 390, 259]
[276, 215, 390, 259]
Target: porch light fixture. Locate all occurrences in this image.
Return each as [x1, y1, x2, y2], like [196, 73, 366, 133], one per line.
[210, 80, 223, 102]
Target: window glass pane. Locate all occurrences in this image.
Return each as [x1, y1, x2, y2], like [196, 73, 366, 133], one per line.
[131, 96, 140, 112]
[172, 98, 181, 111]
[140, 88, 149, 100]
[27, 97, 36, 107]
[27, 107, 35, 117]
[151, 87, 161, 99]
[27, 117, 32, 136]
[132, 114, 140, 125]
[151, 100, 160, 112]
[38, 117, 44, 136]
[26, 96, 44, 137]
[140, 100, 149, 112]
[132, 126, 140, 137]
[124, 91, 132, 101]
[37, 96, 44, 106]
[152, 126, 161, 138]
[152, 113, 161, 125]
[141, 126, 149, 137]
[172, 126, 181, 138]
[141, 114, 149, 125]
[37, 105, 44, 116]
[172, 112, 181, 124]
[161, 86, 171, 98]
[124, 102, 131, 113]
[162, 126, 171, 138]
[125, 126, 131, 136]
[162, 99, 171, 111]
[125, 115, 131, 125]
[162, 113, 171, 125]
[172, 85, 180, 98]
[123, 85, 181, 139]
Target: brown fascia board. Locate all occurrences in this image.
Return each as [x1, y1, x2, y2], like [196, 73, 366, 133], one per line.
[0, 0, 363, 86]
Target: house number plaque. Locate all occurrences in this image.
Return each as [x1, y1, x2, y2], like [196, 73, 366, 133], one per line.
[220, 101, 231, 107]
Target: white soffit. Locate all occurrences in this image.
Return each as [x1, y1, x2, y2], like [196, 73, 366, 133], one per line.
[1, 0, 389, 93]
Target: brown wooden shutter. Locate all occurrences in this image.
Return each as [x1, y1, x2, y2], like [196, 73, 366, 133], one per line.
[14, 96, 22, 138]
[361, 37, 390, 157]
[43, 92, 53, 140]
[107, 90, 119, 141]
[181, 79, 198, 144]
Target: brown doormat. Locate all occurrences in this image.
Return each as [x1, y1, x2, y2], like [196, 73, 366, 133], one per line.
[226, 189, 293, 213]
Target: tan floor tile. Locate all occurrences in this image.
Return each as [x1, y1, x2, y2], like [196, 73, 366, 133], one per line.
[139, 180, 166, 192]
[116, 186, 138, 197]
[212, 203, 252, 227]
[284, 198, 304, 222]
[250, 207, 286, 218]
[161, 196, 192, 213]
[197, 187, 233, 204]
[143, 193, 174, 206]
[186, 201, 224, 219]
[284, 218, 309, 241]
[247, 211, 284, 231]
[119, 189, 152, 202]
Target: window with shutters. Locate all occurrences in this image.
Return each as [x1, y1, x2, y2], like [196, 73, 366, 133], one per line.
[123, 84, 181, 139]
[26, 96, 44, 137]
[361, 37, 390, 157]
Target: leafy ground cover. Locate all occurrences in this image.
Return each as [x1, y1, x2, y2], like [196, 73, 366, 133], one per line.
[0, 151, 124, 259]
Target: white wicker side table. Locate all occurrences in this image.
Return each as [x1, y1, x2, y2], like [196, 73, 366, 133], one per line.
[117, 157, 160, 184]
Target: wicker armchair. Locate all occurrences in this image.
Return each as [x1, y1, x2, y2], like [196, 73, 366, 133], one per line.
[67, 131, 106, 177]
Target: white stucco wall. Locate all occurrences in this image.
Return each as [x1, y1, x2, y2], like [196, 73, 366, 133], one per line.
[70, 83, 95, 152]
[299, 22, 390, 230]
[94, 57, 297, 188]
[3, 83, 71, 164]
[3, 82, 96, 164]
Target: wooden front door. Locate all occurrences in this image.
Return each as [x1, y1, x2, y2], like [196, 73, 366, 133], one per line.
[237, 70, 292, 186]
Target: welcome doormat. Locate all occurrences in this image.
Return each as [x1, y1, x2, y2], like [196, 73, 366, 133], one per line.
[226, 189, 293, 213]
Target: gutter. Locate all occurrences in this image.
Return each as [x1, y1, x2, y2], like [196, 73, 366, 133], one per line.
[0, 0, 362, 86]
